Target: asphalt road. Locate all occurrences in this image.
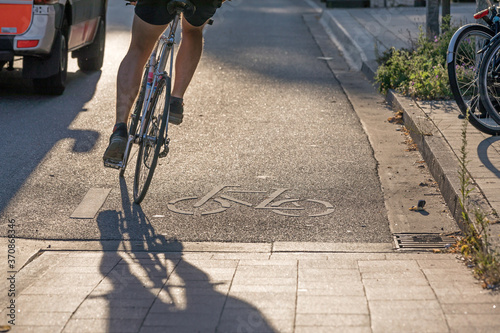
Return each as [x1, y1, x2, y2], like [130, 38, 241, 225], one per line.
[0, 0, 392, 243]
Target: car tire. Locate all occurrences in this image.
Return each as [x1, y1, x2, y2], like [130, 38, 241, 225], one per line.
[77, 16, 105, 72]
[33, 21, 68, 95]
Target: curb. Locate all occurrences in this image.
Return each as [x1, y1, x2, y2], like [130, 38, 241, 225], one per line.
[360, 52, 499, 250]
[317, 3, 499, 248]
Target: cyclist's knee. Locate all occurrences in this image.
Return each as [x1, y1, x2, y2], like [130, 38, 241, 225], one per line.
[181, 16, 206, 35]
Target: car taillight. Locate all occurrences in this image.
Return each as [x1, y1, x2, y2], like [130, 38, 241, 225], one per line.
[474, 9, 489, 20]
[17, 40, 39, 48]
[33, 0, 59, 4]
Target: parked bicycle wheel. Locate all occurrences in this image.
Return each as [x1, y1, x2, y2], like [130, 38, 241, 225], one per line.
[479, 35, 500, 127]
[448, 24, 500, 135]
[133, 76, 171, 204]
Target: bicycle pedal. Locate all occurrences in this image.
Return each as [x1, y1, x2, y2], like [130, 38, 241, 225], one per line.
[103, 159, 122, 169]
[159, 146, 169, 158]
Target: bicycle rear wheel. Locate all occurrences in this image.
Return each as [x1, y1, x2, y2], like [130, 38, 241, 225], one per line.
[133, 76, 171, 204]
[479, 36, 500, 127]
[448, 24, 500, 135]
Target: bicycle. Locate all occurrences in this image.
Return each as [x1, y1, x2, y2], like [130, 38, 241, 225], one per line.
[477, 8, 500, 127]
[104, 0, 196, 204]
[447, 1, 500, 135]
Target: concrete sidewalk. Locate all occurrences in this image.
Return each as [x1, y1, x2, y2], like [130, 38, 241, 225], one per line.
[1, 241, 500, 333]
[316, 1, 500, 249]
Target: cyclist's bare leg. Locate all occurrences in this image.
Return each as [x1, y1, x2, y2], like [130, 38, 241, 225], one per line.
[115, 15, 167, 124]
[171, 17, 207, 99]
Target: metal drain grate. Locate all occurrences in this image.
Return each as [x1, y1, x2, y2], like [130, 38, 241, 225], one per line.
[393, 233, 456, 250]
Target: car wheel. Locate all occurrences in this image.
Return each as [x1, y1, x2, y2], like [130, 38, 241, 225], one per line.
[77, 16, 105, 72]
[33, 22, 68, 95]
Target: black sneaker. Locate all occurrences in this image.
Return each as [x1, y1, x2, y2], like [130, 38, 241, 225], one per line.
[103, 123, 127, 166]
[169, 97, 184, 125]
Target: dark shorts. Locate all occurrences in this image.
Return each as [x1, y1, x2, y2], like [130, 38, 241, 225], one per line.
[135, 0, 221, 27]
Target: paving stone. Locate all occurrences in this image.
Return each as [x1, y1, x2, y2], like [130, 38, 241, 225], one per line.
[73, 304, 150, 319]
[360, 270, 426, 280]
[164, 278, 231, 289]
[416, 259, 465, 269]
[229, 281, 296, 292]
[62, 318, 142, 333]
[231, 277, 296, 286]
[298, 259, 358, 269]
[175, 266, 237, 275]
[327, 253, 387, 261]
[358, 260, 421, 272]
[99, 275, 167, 288]
[173, 253, 214, 260]
[77, 296, 155, 309]
[16, 294, 86, 313]
[21, 284, 96, 296]
[49, 265, 115, 274]
[140, 326, 217, 333]
[239, 259, 296, 266]
[228, 291, 296, 302]
[446, 314, 500, 329]
[296, 296, 369, 314]
[436, 293, 500, 304]
[6, 311, 72, 326]
[220, 306, 294, 321]
[269, 253, 329, 260]
[225, 292, 296, 309]
[178, 259, 239, 268]
[149, 293, 226, 313]
[364, 285, 436, 301]
[449, 327, 500, 333]
[384, 253, 456, 260]
[9, 326, 64, 333]
[217, 318, 290, 333]
[235, 265, 297, 278]
[369, 299, 447, 332]
[167, 273, 232, 285]
[441, 303, 500, 315]
[55, 257, 120, 267]
[91, 283, 161, 300]
[362, 277, 429, 287]
[110, 263, 171, 278]
[166, 284, 231, 295]
[297, 282, 365, 296]
[295, 326, 371, 333]
[298, 279, 362, 290]
[25, 273, 104, 288]
[371, 319, 448, 333]
[142, 312, 220, 327]
[299, 269, 360, 282]
[211, 253, 270, 260]
[295, 313, 370, 326]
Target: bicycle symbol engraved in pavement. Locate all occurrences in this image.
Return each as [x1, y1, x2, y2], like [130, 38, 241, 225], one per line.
[167, 185, 335, 217]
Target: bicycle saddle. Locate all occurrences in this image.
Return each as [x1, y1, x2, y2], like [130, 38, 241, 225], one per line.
[167, 0, 195, 17]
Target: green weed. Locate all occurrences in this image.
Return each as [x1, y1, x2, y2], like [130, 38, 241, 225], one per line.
[375, 18, 456, 100]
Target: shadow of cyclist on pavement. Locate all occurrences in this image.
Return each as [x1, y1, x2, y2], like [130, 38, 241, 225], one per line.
[91, 177, 277, 332]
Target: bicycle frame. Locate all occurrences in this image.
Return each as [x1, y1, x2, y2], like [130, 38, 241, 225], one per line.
[119, 13, 180, 172]
[137, 14, 179, 144]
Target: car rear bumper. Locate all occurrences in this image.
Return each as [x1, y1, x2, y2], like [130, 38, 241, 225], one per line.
[0, 4, 58, 59]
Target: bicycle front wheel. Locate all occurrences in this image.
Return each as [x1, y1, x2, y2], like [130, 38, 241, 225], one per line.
[120, 65, 150, 178]
[133, 76, 171, 204]
[479, 36, 500, 127]
[448, 24, 500, 135]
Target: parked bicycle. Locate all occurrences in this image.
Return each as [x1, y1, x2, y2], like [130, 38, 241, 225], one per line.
[104, 0, 196, 204]
[447, 1, 500, 135]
